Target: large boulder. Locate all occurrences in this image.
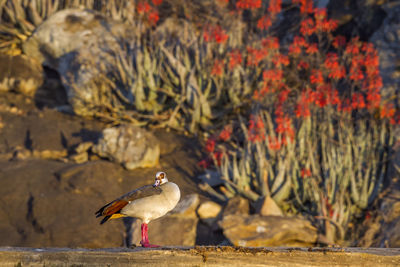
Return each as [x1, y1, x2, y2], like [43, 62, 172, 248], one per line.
[92, 124, 160, 170]
[0, 160, 124, 248]
[22, 8, 132, 116]
[219, 214, 318, 247]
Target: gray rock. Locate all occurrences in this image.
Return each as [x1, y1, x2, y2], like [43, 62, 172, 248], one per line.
[0, 54, 43, 96]
[92, 124, 160, 170]
[22, 8, 132, 116]
[219, 214, 317, 247]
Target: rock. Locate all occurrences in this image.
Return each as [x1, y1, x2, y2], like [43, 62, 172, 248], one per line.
[197, 201, 222, 219]
[370, 2, 400, 100]
[256, 195, 283, 216]
[223, 196, 250, 217]
[22, 8, 133, 116]
[170, 193, 200, 218]
[148, 214, 199, 247]
[0, 160, 124, 248]
[219, 214, 318, 247]
[0, 54, 43, 97]
[92, 124, 160, 170]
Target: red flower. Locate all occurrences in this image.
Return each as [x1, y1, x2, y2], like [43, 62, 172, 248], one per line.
[333, 35, 346, 48]
[152, 0, 163, 5]
[305, 43, 318, 54]
[247, 47, 268, 66]
[257, 15, 272, 30]
[300, 18, 315, 36]
[276, 115, 295, 140]
[205, 137, 216, 153]
[345, 37, 361, 55]
[248, 115, 265, 143]
[314, 8, 327, 21]
[263, 69, 283, 83]
[297, 60, 309, 70]
[198, 159, 211, 169]
[148, 11, 159, 25]
[212, 151, 224, 166]
[268, 0, 282, 16]
[268, 136, 281, 151]
[203, 25, 228, 44]
[325, 53, 345, 79]
[366, 90, 381, 109]
[295, 90, 312, 118]
[272, 54, 290, 67]
[262, 37, 280, 50]
[310, 69, 324, 85]
[229, 50, 243, 69]
[380, 103, 395, 119]
[236, 0, 262, 10]
[293, 0, 313, 14]
[301, 168, 312, 178]
[219, 125, 232, 142]
[211, 59, 224, 77]
[351, 93, 366, 110]
[137, 2, 151, 13]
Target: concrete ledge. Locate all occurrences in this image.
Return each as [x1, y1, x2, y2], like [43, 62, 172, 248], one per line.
[1, 246, 400, 266]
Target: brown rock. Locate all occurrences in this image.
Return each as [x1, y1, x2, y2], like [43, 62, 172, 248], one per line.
[223, 196, 249, 217]
[0, 54, 43, 97]
[219, 214, 317, 247]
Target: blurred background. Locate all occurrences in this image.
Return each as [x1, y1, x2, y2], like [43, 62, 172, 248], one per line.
[0, 0, 400, 248]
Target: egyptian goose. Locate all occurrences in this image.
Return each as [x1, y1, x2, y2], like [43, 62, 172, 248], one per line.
[95, 171, 181, 247]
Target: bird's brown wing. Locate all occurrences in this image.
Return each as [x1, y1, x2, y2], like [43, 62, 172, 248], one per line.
[95, 185, 163, 222]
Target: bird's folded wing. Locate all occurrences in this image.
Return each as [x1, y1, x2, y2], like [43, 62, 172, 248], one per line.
[95, 185, 163, 217]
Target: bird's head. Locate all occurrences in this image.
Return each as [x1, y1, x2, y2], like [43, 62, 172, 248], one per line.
[153, 171, 168, 187]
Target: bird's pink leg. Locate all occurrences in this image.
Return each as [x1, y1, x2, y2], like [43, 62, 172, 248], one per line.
[140, 223, 160, 248]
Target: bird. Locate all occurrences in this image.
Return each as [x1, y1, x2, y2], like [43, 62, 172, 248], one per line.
[95, 171, 181, 248]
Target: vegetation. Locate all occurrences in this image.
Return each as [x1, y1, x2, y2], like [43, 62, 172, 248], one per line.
[1, 0, 398, 245]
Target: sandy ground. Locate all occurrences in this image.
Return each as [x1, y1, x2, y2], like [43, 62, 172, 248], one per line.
[1, 246, 400, 266]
